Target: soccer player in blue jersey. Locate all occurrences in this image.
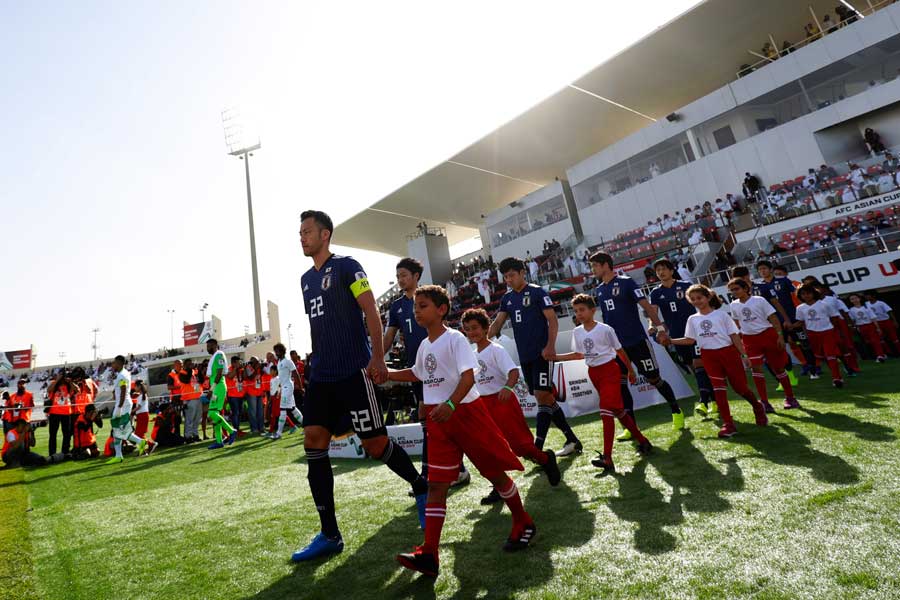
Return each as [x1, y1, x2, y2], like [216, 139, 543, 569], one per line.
[382, 257, 469, 488]
[756, 261, 817, 375]
[488, 257, 582, 456]
[589, 252, 685, 433]
[291, 211, 429, 563]
[649, 259, 715, 418]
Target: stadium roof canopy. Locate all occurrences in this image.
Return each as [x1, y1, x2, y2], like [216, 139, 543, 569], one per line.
[335, 0, 840, 255]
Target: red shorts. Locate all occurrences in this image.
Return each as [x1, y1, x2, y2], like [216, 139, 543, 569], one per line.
[134, 412, 149, 438]
[587, 360, 623, 414]
[807, 328, 840, 359]
[742, 328, 786, 369]
[878, 319, 899, 343]
[481, 392, 536, 457]
[425, 398, 523, 483]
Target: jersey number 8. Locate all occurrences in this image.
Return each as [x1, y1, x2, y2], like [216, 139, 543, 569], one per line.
[309, 297, 324, 318]
[669, 302, 678, 313]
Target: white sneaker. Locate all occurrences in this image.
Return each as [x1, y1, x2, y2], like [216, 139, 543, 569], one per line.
[270, 433, 282, 440]
[556, 441, 583, 457]
[450, 469, 471, 487]
[809, 373, 820, 380]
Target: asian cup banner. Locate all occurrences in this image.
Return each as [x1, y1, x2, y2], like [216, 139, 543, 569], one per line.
[0, 349, 32, 370]
[183, 321, 214, 346]
[329, 423, 424, 458]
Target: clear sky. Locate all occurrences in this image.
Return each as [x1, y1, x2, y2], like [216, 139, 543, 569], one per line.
[0, 0, 699, 366]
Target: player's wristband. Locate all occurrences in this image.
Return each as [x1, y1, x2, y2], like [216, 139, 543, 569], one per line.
[445, 399, 456, 411]
[503, 386, 515, 393]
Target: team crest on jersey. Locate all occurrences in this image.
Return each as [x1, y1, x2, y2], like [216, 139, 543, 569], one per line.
[425, 353, 437, 376]
[583, 338, 595, 355]
[321, 275, 332, 291]
[523, 295, 531, 307]
[676, 290, 684, 299]
[701, 320, 713, 332]
[612, 286, 620, 296]
[325, 266, 332, 273]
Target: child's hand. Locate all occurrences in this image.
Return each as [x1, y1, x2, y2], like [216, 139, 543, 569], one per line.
[498, 388, 515, 403]
[627, 370, 638, 385]
[431, 402, 454, 423]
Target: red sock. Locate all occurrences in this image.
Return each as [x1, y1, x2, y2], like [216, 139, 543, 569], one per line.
[775, 371, 794, 398]
[601, 414, 614, 458]
[497, 479, 531, 525]
[616, 411, 646, 444]
[843, 352, 859, 371]
[523, 445, 548, 464]
[826, 357, 842, 381]
[423, 502, 446, 554]
[752, 372, 769, 403]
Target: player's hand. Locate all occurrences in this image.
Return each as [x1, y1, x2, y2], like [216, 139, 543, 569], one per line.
[541, 345, 555, 361]
[431, 402, 454, 423]
[656, 330, 671, 346]
[498, 387, 515, 403]
[367, 356, 389, 385]
[627, 370, 638, 385]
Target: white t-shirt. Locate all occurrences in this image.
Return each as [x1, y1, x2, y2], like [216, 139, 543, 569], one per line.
[112, 368, 132, 418]
[685, 310, 739, 350]
[847, 305, 877, 325]
[412, 328, 481, 406]
[134, 391, 149, 414]
[277, 358, 297, 393]
[572, 321, 621, 367]
[867, 300, 892, 321]
[269, 375, 280, 396]
[795, 300, 839, 332]
[822, 295, 849, 315]
[475, 342, 517, 396]
[730, 296, 776, 336]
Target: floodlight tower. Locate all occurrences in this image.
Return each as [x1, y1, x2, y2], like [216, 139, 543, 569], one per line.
[222, 108, 263, 334]
[90, 328, 100, 360]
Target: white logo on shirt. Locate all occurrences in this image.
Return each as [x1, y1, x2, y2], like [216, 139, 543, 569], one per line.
[303, 284, 309, 291]
[523, 295, 531, 307]
[321, 275, 332, 291]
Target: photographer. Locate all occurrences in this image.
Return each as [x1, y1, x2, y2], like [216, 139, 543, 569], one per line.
[2, 418, 47, 467]
[150, 402, 185, 448]
[72, 403, 103, 460]
[46, 370, 80, 456]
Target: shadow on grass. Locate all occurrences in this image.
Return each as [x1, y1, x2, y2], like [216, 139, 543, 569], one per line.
[730, 422, 860, 485]
[450, 459, 592, 599]
[779, 408, 896, 442]
[604, 431, 743, 555]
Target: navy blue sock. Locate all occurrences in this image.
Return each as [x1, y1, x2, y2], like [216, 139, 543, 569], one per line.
[695, 367, 713, 405]
[621, 377, 635, 421]
[653, 379, 681, 414]
[380, 439, 427, 495]
[305, 447, 339, 538]
[550, 403, 579, 444]
[535, 405, 552, 450]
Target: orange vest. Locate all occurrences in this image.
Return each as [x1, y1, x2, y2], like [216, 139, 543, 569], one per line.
[3, 391, 34, 423]
[167, 370, 183, 397]
[48, 384, 74, 416]
[73, 414, 96, 449]
[226, 369, 243, 397]
[181, 370, 202, 401]
[2, 428, 19, 457]
[260, 373, 272, 396]
[245, 368, 263, 396]
[74, 379, 96, 414]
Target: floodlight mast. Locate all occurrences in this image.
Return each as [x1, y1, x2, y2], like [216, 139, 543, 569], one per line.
[222, 108, 263, 334]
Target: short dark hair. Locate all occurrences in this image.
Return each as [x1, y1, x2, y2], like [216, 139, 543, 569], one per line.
[396, 258, 424, 279]
[653, 258, 675, 272]
[273, 342, 286, 354]
[727, 277, 750, 291]
[756, 260, 773, 269]
[589, 252, 613, 268]
[572, 293, 596, 308]
[290, 349, 299, 356]
[461, 308, 490, 329]
[114, 355, 126, 363]
[206, 338, 218, 345]
[773, 265, 788, 274]
[802, 275, 821, 286]
[730, 265, 750, 278]
[797, 283, 821, 300]
[498, 257, 525, 274]
[300, 210, 334, 235]
[13, 418, 27, 428]
[83, 403, 96, 414]
[231, 356, 241, 363]
[415, 285, 450, 313]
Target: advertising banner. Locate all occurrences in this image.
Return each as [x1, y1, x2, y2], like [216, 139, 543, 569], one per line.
[0, 349, 32, 370]
[183, 321, 214, 346]
[329, 423, 424, 458]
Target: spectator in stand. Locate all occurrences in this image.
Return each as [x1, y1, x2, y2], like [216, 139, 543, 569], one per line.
[818, 164, 838, 180]
[864, 128, 886, 155]
[477, 272, 492, 305]
[804, 22, 821, 42]
[814, 182, 836, 208]
[726, 193, 742, 213]
[780, 41, 794, 57]
[563, 255, 579, 278]
[445, 278, 457, 300]
[803, 168, 818, 190]
[688, 228, 703, 246]
[743, 172, 762, 205]
[822, 13, 837, 34]
[836, 4, 857, 27]
[882, 151, 899, 172]
[542, 240, 550, 254]
[762, 42, 778, 61]
[528, 257, 539, 282]
[861, 173, 879, 198]
[878, 169, 897, 194]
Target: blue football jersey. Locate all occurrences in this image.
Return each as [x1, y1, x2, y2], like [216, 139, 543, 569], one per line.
[765, 276, 797, 322]
[301, 255, 372, 382]
[649, 280, 695, 338]
[593, 276, 649, 347]
[388, 294, 427, 367]
[499, 284, 553, 363]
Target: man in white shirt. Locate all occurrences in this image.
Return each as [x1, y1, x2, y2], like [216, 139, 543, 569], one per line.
[528, 259, 539, 282]
[877, 171, 896, 194]
[688, 229, 703, 246]
[107, 355, 146, 464]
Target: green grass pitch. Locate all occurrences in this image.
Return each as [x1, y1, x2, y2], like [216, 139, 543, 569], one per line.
[2, 365, 899, 599]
